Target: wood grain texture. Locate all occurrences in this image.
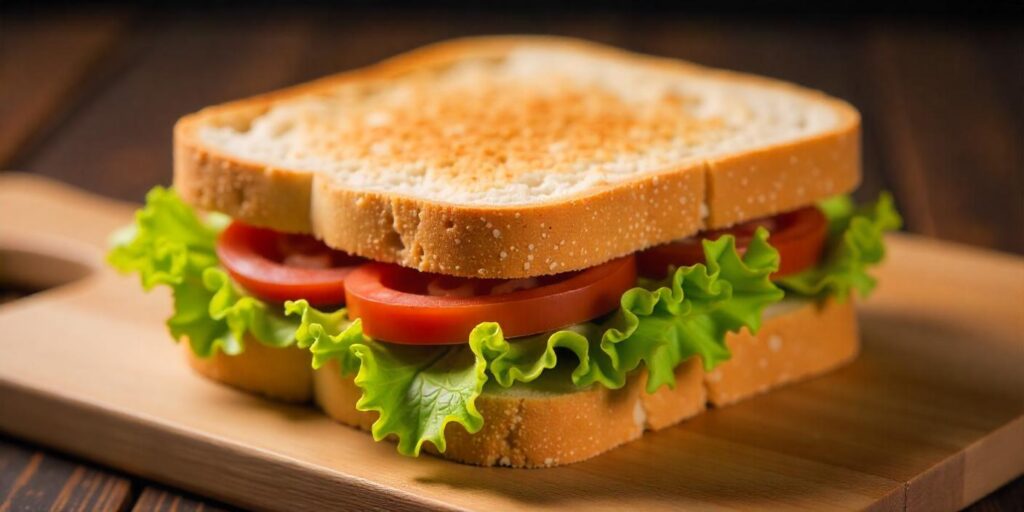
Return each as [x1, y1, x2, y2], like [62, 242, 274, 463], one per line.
[0, 174, 1020, 511]
[132, 487, 234, 512]
[863, 25, 1024, 253]
[3, 9, 1023, 509]
[17, 12, 318, 201]
[0, 437, 133, 512]
[0, 13, 127, 167]
[965, 476, 1024, 512]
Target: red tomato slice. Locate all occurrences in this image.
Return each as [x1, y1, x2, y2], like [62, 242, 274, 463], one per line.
[216, 222, 365, 306]
[345, 256, 638, 345]
[636, 207, 827, 279]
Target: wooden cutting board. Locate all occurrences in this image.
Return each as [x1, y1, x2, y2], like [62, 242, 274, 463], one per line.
[0, 173, 1021, 512]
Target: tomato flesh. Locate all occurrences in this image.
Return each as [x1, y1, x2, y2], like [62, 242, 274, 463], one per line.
[345, 256, 638, 345]
[216, 222, 365, 306]
[636, 207, 827, 279]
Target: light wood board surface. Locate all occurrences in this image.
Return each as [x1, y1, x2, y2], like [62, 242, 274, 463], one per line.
[0, 173, 1021, 511]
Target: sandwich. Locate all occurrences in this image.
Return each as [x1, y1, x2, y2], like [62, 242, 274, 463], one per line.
[108, 36, 900, 468]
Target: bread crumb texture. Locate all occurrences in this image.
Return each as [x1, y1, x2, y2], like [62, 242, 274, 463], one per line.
[200, 47, 839, 206]
[196, 298, 857, 468]
[176, 37, 860, 277]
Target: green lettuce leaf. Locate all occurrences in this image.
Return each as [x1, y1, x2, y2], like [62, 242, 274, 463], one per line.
[484, 229, 783, 393]
[290, 229, 783, 455]
[107, 187, 221, 290]
[351, 342, 486, 456]
[108, 187, 296, 357]
[287, 301, 487, 456]
[778, 193, 902, 300]
[203, 268, 297, 352]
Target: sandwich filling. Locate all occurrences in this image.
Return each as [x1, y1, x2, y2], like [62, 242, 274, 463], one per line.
[109, 191, 899, 456]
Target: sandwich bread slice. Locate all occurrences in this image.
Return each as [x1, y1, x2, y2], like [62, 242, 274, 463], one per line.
[109, 36, 900, 468]
[174, 36, 859, 278]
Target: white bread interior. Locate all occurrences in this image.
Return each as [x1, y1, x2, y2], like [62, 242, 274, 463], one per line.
[174, 36, 860, 278]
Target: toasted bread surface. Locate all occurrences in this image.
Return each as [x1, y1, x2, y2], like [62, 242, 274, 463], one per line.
[183, 341, 313, 403]
[310, 297, 857, 467]
[175, 36, 860, 278]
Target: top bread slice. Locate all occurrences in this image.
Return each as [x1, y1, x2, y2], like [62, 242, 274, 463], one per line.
[174, 36, 860, 278]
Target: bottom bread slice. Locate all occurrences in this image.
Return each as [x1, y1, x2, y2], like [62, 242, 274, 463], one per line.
[705, 297, 859, 405]
[314, 356, 707, 468]
[313, 297, 857, 467]
[180, 297, 857, 467]
[184, 342, 313, 403]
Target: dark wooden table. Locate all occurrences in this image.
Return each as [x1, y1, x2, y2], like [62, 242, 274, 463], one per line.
[1, 6, 1022, 511]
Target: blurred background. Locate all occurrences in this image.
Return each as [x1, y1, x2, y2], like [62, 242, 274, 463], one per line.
[1, 1, 1022, 509]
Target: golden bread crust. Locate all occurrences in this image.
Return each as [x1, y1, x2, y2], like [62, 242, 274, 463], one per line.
[182, 341, 313, 403]
[180, 298, 857, 467]
[174, 36, 860, 278]
[705, 297, 858, 405]
[310, 298, 858, 467]
[313, 358, 706, 468]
